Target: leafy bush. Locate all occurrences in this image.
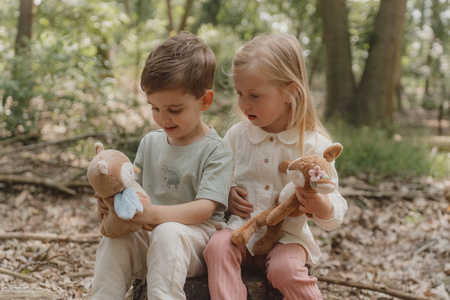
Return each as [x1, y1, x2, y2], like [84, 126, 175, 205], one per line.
[329, 123, 450, 180]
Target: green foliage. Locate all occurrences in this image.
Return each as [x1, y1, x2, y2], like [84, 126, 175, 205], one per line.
[329, 123, 450, 180]
[0, 0, 448, 182]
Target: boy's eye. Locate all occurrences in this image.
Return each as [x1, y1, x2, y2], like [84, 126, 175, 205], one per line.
[151, 107, 159, 111]
[169, 109, 182, 114]
[250, 94, 259, 98]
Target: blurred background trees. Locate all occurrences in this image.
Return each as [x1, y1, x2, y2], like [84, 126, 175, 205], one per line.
[0, 0, 449, 178]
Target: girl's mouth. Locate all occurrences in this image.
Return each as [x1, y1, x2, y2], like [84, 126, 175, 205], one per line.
[247, 115, 257, 121]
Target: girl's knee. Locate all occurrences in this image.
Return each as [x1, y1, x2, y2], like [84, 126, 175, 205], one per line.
[266, 243, 308, 282]
[204, 229, 235, 260]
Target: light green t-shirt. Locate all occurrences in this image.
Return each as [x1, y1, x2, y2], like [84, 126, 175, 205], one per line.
[134, 127, 233, 222]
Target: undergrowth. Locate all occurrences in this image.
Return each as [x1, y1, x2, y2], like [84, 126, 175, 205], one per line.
[328, 124, 450, 181]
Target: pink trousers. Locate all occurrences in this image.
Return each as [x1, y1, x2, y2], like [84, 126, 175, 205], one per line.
[203, 228, 322, 300]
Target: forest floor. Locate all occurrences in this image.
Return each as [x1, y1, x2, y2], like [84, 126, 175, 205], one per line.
[0, 108, 449, 300]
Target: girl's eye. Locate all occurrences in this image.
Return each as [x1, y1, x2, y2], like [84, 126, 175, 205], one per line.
[151, 107, 159, 111]
[250, 94, 259, 99]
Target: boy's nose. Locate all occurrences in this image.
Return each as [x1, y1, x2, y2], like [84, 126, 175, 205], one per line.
[159, 112, 171, 124]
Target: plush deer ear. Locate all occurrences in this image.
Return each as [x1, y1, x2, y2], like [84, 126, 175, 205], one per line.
[95, 142, 105, 154]
[323, 143, 343, 162]
[279, 160, 293, 173]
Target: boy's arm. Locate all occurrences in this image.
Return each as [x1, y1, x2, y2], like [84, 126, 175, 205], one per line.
[132, 193, 218, 225]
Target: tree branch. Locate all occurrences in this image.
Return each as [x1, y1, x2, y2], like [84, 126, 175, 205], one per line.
[0, 232, 102, 243]
[0, 289, 61, 299]
[317, 275, 434, 300]
[0, 175, 91, 194]
[0, 131, 109, 156]
[0, 267, 36, 283]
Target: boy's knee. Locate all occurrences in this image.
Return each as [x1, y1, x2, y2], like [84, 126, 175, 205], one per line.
[98, 234, 138, 252]
[150, 222, 185, 243]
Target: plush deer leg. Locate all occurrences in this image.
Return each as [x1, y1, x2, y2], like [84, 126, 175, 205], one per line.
[266, 193, 301, 226]
[252, 220, 284, 255]
[231, 205, 276, 246]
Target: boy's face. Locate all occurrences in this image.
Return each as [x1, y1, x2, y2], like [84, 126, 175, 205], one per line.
[146, 89, 213, 146]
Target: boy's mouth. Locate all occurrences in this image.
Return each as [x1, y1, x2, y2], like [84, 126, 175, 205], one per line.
[247, 115, 257, 121]
[164, 126, 178, 132]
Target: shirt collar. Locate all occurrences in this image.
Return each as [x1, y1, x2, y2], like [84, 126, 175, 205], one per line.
[246, 122, 298, 145]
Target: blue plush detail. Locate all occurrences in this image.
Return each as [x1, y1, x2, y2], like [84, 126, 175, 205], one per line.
[114, 187, 144, 220]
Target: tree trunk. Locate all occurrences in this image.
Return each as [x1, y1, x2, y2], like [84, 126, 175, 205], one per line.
[355, 0, 407, 125]
[166, 0, 174, 34]
[179, 0, 195, 32]
[14, 0, 35, 55]
[320, 0, 356, 121]
[321, 0, 407, 125]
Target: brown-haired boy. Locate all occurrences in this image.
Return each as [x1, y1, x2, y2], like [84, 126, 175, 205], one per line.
[91, 32, 232, 300]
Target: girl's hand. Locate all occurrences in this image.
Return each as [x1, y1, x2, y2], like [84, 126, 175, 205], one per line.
[95, 193, 108, 222]
[295, 187, 334, 220]
[228, 187, 253, 218]
[132, 191, 156, 225]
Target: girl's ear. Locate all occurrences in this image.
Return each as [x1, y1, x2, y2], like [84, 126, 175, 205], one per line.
[201, 90, 214, 111]
[286, 82, 300, 103]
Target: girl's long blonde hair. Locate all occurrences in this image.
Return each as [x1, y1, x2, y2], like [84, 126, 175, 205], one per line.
[232, 33, 331, 156]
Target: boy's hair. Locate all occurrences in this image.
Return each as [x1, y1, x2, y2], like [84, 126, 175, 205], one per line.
[232, 33, 330, 155]
[140, 32, 216, 99]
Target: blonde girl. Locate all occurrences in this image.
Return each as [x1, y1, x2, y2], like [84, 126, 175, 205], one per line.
[203, 33, 348, 299]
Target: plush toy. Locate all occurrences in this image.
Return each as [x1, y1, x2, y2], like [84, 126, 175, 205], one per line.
[87, 142, 154, 238]
[231, 143, 343, 255]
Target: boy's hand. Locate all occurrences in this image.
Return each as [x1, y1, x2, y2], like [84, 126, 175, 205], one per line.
[229, 187, 253, 218]
[95, 193, 108, 222]
[295, 187, 334, 220]
[131, 191, 156, 225]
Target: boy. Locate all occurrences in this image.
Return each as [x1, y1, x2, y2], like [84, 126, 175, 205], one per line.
[91, 32, 233, 300]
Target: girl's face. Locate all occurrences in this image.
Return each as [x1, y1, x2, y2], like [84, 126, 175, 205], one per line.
[234, 71, 292, 133]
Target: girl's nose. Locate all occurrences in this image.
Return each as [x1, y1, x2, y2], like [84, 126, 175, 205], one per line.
[240, 97, 251, 109]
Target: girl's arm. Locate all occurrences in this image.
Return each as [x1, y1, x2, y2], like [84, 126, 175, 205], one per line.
[295, 187, 334, 220]
[296, 187, 347, 231]
[132, 192, 218, 225]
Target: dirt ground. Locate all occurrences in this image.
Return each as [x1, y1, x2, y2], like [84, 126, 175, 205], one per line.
[0, 175, 449, 299]
[0, 107, 449, 299]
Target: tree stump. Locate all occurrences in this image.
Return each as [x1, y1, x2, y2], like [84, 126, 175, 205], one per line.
[128, 268, 283, 300]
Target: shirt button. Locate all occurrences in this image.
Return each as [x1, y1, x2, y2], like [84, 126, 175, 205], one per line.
[269, 137, 274, 142]
[264, 185, 270, 191]
[264, 158, 269, 163]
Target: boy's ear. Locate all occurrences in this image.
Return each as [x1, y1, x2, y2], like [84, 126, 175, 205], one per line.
[200, 90, 214, 111]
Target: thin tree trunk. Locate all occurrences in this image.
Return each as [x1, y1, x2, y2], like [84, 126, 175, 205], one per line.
[179, 0, 195, 32]
[15, 0, 35, 55]
[320, 0, 356, 121]
[166, 0, 174, 34]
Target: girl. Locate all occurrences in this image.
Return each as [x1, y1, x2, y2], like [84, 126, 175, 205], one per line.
[203, 33, 348, 299]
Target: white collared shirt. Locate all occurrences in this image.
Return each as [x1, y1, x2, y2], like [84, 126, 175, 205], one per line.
[224, 121, 348, 265]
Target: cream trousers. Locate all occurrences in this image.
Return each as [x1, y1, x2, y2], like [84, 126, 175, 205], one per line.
[91, 221, 220, 300]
